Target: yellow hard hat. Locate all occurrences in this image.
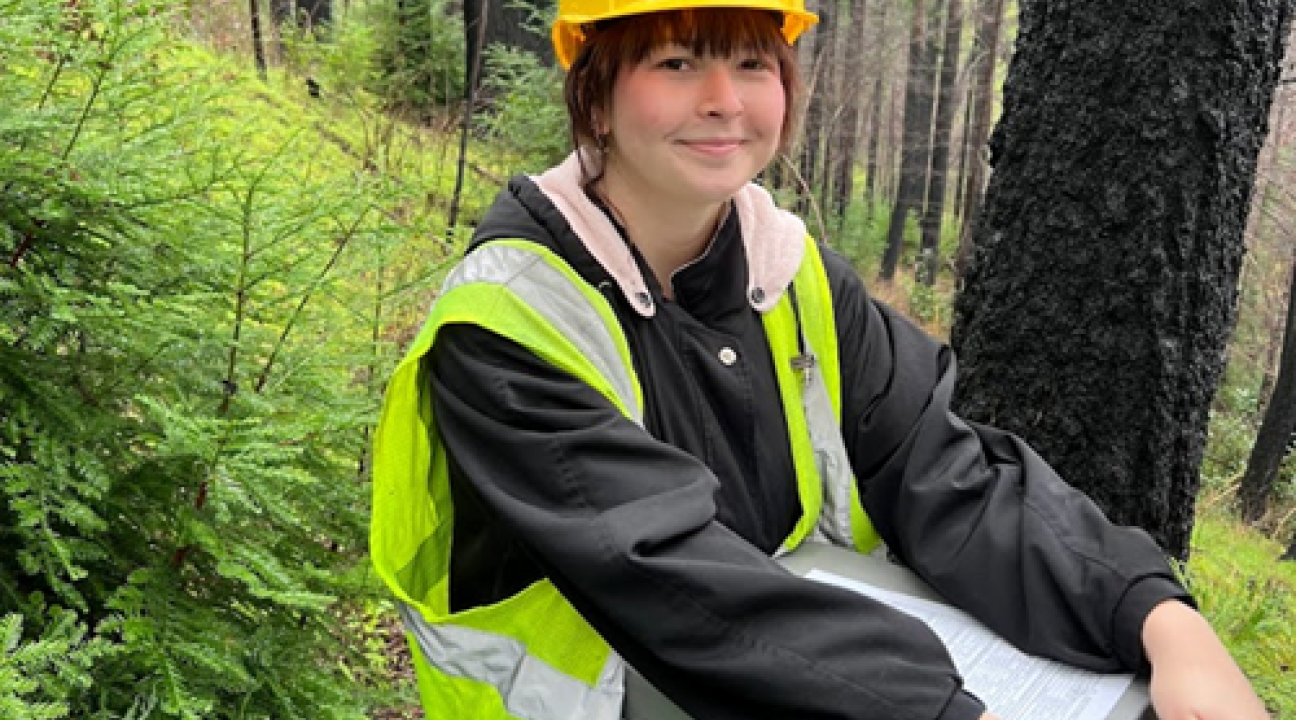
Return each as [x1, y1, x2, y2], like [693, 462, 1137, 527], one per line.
[552, 0, 818, 68]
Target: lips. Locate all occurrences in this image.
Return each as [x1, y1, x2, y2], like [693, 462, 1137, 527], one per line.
[679, 139, 744, 156]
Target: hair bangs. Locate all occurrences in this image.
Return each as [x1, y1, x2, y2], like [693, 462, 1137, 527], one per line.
[608, 8, 788, 62]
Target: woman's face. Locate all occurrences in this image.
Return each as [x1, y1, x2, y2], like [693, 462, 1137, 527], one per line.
[599, 42, 786, 213]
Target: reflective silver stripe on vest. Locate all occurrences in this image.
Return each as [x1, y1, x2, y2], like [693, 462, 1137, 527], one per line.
[803, 357, 856, 548]
[400, 604, 625, 720]
[411, 243, 634, 719]
[442, 243, 642, 422]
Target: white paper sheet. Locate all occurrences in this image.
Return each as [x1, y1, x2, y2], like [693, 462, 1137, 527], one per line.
[806, 569, 1134, 720]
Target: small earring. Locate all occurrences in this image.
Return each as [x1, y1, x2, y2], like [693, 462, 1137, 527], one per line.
[595, 129, 609, 154]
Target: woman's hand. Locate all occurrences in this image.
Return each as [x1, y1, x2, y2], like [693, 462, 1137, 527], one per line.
[1142, 599, 1269, 720]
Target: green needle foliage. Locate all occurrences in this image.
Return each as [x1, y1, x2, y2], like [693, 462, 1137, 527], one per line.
[1, 0, 450, 716]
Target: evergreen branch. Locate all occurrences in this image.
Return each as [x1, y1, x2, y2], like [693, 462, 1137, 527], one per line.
[254, 209, 369, 394]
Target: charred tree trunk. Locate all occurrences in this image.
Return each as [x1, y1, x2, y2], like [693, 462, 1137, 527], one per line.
[955, 0, 1006, 275]
[950, 0, 1293, 560]
[249, 0, 269, 78]
[880, 0, 938, 281]
[1239, 249, 1296, 523]
[917, 0, 966, 285]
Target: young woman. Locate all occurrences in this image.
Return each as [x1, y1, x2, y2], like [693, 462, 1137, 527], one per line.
[371, 1, 1269, 718]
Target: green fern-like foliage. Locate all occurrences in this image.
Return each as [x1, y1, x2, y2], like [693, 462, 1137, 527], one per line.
[0, 610, 114, 720]
[2, 0, 449, 716]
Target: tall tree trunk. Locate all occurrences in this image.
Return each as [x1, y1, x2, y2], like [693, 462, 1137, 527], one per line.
[829, 0, 870, 218]
[950, 0, 1293, 560]
[862, 0, 892, 214]
[798, 0, 835, 213]
[955, 0, 1006, 275]
[249, 0, 268, 78]
[917, 0, 966, 285]
[1239, 247, 1296, 523]
[449, 0, 489, 231]
[953, 84, 975, 221]
[879, 0, 937, 281]
[863, 74, 886, 212]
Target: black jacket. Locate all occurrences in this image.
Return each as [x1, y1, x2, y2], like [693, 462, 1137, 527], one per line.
[424, 175, 1189, 720]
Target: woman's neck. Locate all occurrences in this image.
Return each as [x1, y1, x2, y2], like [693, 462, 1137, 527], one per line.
[593, 177, 727, 298]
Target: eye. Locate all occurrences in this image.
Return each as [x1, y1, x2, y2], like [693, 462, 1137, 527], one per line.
[655, 56, 693, 71]
[738, 55, 777, 72]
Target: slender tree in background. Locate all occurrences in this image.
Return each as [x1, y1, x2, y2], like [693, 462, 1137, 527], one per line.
[449, 0, 489, 231]
[951, 0, 1294, 559]
[796, 0, 834, 214]
[828, 0, 870, 218]
[1239, 249, 1296, 523]
[879, 0, 938, 281]
[863, 74, 887, 209]
[955, 0, 1006, 274]
[861, 0, 894, 215]
[249, 0, 269, 77]
[916, 0, 965, 285]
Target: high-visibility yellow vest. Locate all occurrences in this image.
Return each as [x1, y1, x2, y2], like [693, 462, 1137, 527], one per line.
[371, 237, 881, 719]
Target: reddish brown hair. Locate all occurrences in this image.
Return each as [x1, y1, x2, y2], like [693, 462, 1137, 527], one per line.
[563, 8, 802, 179]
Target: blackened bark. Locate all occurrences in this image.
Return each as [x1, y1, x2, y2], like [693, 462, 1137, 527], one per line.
[249, 0, 268, 78]
[880, 0, 938, 280]
[1239, 250, 1296, 522]
[950, 0, 1293, 560]
[917, 0, 966, 285]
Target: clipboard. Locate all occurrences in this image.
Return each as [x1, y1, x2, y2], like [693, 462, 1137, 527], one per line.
[623, 541, 1156, 720]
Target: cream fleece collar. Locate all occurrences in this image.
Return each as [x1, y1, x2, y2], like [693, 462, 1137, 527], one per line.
[531, 149, 807, 318]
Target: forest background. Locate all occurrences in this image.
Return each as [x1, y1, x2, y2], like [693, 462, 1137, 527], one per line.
[1, 0, 1294, 718]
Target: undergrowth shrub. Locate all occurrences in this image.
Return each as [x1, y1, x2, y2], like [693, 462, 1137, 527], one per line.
[367, 0, 465, 121]
[481, 44, 569, 174]
[1, 0, 447, 716]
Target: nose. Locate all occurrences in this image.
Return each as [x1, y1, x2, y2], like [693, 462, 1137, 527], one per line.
[699, 65, 743, 118]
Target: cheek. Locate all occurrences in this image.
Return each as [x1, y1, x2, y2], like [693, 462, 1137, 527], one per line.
[749, 85, 787, 135]
[610, 78, 668, 135]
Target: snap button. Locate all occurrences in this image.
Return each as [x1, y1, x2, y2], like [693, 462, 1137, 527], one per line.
[635, 291, 653, 309]
[718, 347, 738, 366]
[749, 287, 766, 304]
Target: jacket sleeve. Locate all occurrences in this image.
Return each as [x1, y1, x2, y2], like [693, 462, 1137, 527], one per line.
[427, 323, 987, 720]
[821, 248, 1190, 675]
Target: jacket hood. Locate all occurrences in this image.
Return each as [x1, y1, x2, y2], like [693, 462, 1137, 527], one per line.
[472, 150, 808, 318]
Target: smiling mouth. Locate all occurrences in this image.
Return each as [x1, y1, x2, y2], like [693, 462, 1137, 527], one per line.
[679, 139, 744, 155]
